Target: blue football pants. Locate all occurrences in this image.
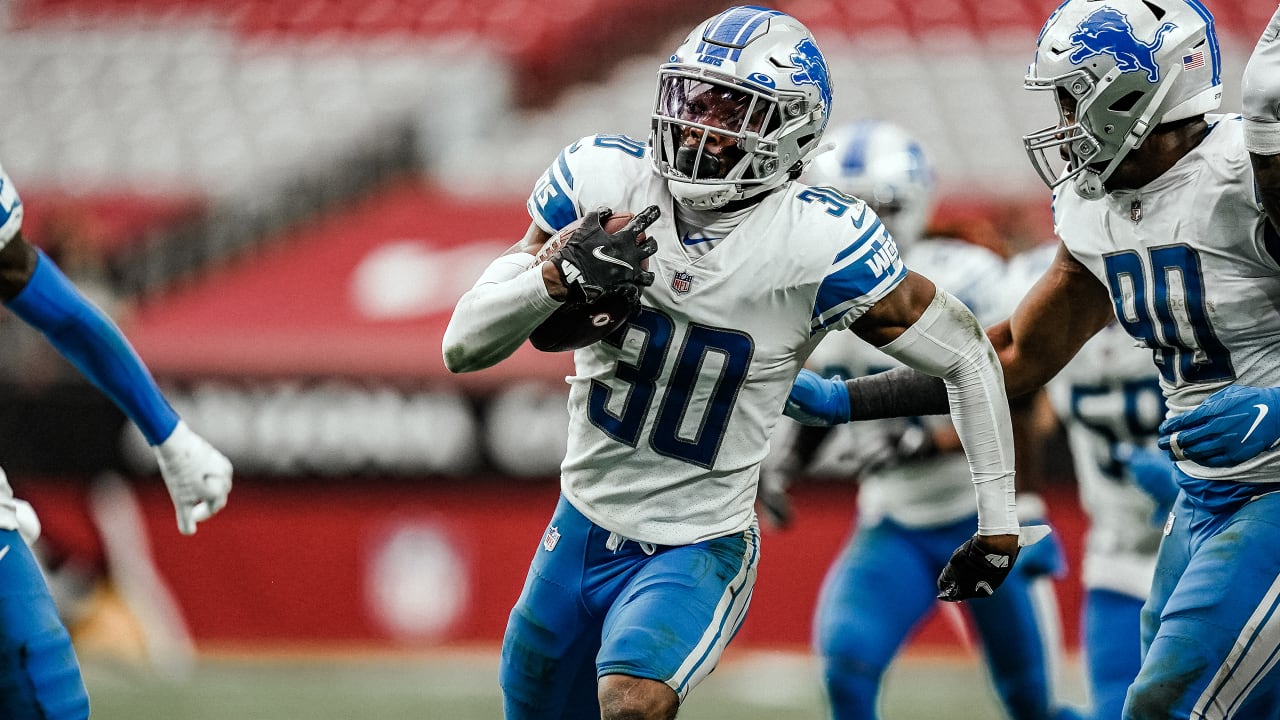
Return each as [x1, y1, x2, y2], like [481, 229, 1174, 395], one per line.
[0, 529, 89, 720]
[1127, 490, 1280, 719]
[1083, 589, 1144, 720]
[499, 494, 760, 719]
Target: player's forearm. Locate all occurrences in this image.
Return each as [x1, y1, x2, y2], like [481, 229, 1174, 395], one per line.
[877, 290, 1018, 535]
[442, 253, 562, 373]
[843, 367, 948, 420]
[3, 248, 179, 444]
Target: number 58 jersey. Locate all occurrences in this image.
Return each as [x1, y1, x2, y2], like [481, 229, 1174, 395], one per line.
[1056, 115, 1280, 485]
[529, 135, 907, 545]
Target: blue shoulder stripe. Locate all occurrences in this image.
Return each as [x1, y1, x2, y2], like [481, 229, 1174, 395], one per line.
[556, 148, 575, 190]
[814, 225, 906, 330]
[531, 171, 578, 231]
[833, 219, 883, 265]
[812, 248, 906, 329]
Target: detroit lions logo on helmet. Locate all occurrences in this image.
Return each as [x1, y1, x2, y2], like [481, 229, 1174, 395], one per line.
[1068, 7, 1176, 82]
[790, 37, 831, 119]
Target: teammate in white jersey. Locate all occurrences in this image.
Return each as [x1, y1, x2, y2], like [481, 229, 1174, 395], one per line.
[442, 7, 1043, 719]
[761, 120, 1078, 720]
[0, 164, 232, 718]
[784, 1, 1280, 716]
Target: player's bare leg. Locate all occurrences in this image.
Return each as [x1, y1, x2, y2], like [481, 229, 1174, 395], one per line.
[598, 674, 677, 720]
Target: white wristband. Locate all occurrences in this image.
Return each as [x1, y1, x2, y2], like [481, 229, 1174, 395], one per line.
[1245, 118, 1280, 156]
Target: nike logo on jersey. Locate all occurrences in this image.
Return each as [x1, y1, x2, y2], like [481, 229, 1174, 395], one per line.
[0, 545, 9, 562]
[591, 246, 634, 270]
[680, 234, 719, 246]
[1242, 404, 1270, 444]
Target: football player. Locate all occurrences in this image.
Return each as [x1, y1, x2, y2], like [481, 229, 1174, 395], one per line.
[442, 7, 1046, 719]
[784, 1, 1280, 716]
[0, 163, 232, 719]
[761, 119, 1079, 720]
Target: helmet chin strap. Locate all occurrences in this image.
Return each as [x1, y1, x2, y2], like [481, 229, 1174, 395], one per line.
[1073, 64, 1183, 201]
[668, 179, 738, 210]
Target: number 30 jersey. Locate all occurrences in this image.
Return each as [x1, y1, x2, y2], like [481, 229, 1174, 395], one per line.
[1055, 115, 1280, 485]
[528, 135, 907, 545]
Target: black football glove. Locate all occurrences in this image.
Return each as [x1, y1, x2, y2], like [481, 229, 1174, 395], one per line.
[936, 534, 1019, 602]
[552, 206, 660, 304]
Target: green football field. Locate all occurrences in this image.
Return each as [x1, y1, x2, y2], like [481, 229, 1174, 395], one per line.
[81, 648, 1089, 719]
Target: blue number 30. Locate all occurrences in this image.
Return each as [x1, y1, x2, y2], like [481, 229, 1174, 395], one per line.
[1103, 245, 1234, 384]
[587, 307, 754, 468]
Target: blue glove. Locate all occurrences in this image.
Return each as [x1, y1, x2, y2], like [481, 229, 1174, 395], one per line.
[1117, 443, 1180, 526]
[1158, 385, 1280, 467]
[784, 369, 851, 426]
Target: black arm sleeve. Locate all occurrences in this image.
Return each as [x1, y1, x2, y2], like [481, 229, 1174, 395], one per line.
[844, 367, 951, 421]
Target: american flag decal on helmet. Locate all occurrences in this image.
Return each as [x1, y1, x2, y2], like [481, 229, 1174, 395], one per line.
[672, 271, 694, 294]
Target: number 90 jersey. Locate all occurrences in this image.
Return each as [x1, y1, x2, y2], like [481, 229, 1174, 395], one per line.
[1055, 115, 1280, 485]
[528, 135, 907, 545]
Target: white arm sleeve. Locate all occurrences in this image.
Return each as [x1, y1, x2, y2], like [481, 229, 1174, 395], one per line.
[876, 289, 1019, 536]
[441, 252, 563, 373]
[1244, 4, 1280, 155]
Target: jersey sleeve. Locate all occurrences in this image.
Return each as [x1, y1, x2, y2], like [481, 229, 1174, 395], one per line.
[0, 164, 24, 249]
[525, 133, 649, 235]
[810, 214, 907, 335]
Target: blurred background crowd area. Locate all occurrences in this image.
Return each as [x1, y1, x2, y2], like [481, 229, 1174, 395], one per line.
[0, 0, 1267, 669]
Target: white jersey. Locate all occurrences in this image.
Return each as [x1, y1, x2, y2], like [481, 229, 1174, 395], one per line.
[806, 238, 1006, 528]
[528, 134, 907, 545]
[1055, 115, 1280, 486]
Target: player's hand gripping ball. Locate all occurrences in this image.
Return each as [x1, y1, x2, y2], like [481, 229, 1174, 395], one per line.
[530, 206, 660, 352]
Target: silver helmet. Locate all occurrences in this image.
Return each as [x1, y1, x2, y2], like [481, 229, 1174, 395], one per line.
[1023, 0, 1221, 200]
[804, 119, 935, 243]
[651, 6, 833, 210]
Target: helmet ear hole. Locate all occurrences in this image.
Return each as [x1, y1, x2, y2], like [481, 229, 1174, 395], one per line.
[1109, 91, 1143, 113]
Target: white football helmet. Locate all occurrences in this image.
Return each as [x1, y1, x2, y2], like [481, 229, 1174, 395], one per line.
[651, 6, 833, 210]
[804, 119, 935, 243]
[1023, 0, 1222, 200]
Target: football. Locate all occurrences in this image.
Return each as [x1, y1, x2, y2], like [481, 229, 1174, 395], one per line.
[529, 212, 645, 353]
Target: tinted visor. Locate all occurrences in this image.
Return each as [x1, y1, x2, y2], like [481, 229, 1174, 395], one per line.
[661, 77, 772, 135]
[654, 73, 781, 183]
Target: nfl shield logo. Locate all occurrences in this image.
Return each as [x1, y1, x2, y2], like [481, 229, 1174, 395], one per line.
[1130, 199, 1143, 223]
[542, 525, 560, 552]
[671, 271, 694, 295]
